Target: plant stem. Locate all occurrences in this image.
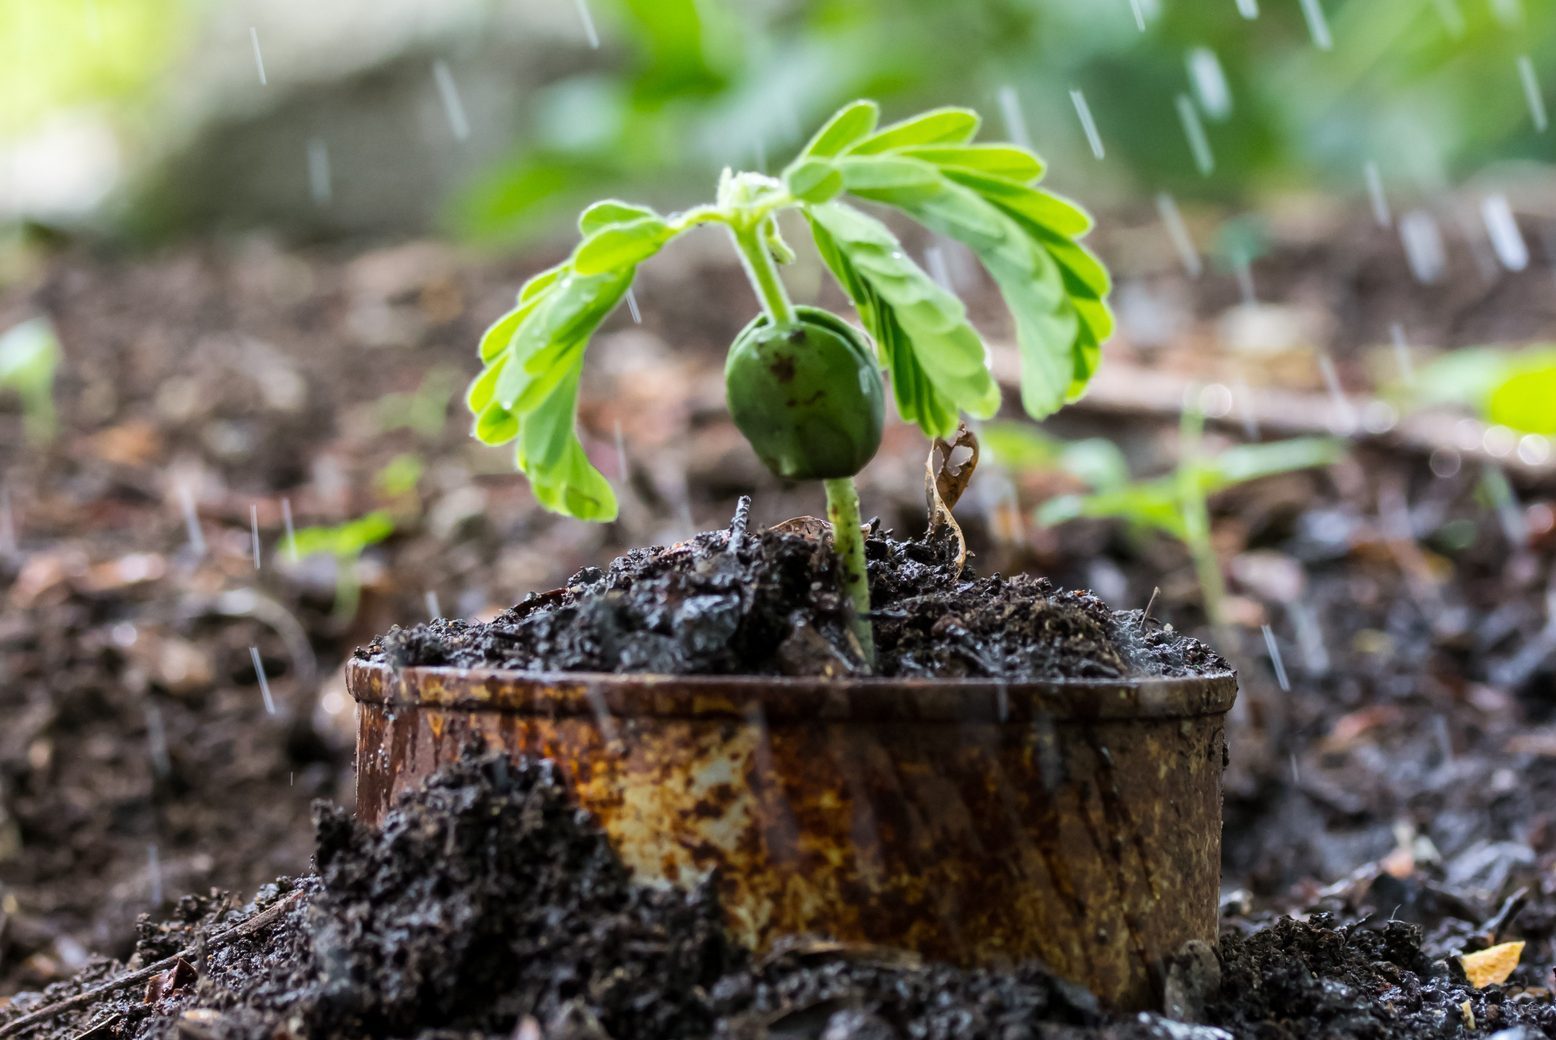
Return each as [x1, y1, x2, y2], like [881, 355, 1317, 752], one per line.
[731, 222, 798, 327]
[824, 476, 876, 669]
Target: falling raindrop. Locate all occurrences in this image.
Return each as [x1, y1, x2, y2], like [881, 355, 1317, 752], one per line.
[1127, 0, 1146, 31]
[1480, 194, 1529, 272]
[1398, 210, 1446, 284]
[1231, 248, 1256, 306]
[1289, 753, 1300, 783]
[1517, 56, 1548, 132]
[1388, 321, 1414, 385]
[147, 843, 163, 906]
[1433, 0, 1466, 37]
[1288, 600, 1330, 674]
[996, 86, 1034, 152]
[612, 418, 629, 485]
[282, 497, 298, 561]
[573, 0, 601, 49]
[250, 504, 261, 569]
[307, 137, 332, 206]
[1155, 192, 1202, 276]
[145, 700, 171, 779]
[1187, 48, 1232, 121]
[1260, 623, 1290, 692]
[425, 590, 442, 620]
[1316, 353, 1358, 435]
[1491, 0, 1524, 28]
[1433, 715, 1456, 763]
[582, 684, 620, 745]
[250, 646, 277, 715]
[1069, 89, 1105, 159]
[178, 482, 206, 558]
[625, 286, 641, 324]
[1234, 380, 1261, 439]
[924, 244, 953, 289]
[1235, 0, 1259, 18]
[0, 482, 15, 557]
[1174, 94, 1215, 175]
[1363, 161, 1391, 227]
[431, 60, 471, 141]
[1481, 466, 1526, 546]
[1298, 0, 1333, 51]
[249, 27, 268, 86]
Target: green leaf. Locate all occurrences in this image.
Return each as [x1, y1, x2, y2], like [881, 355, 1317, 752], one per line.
[842, 160, 1108, 420]
[946, 172, 1093, 237]
[468, 264, 629, 522]
[573, 215, 675, 275]
[808, 202, 999, 439]
[783, 158, 843, 203]
[466, 355, 506, 415]
[850, 106, 980, 154]
[579, 200, 658, 236]
[903, 145, 1045, 182]
[518, 263, 566, 303]
[799, 99, 880, 159]
[1487, 357, 1556, 435]
[835, 155, 944, 203]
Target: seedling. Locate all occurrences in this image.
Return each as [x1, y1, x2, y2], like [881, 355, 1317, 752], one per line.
[467, 99, 1113, 667]
[285, 511, 395, 620]
[999, 417, 1342, 627]
[0, 317, 61, 445]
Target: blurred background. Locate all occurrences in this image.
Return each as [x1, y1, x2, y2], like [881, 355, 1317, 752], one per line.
[4, 0, 1556, 999]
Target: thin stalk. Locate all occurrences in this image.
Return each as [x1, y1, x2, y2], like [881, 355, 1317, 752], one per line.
[730, 221, 798, 327]
[824, 477, 876, 669]
[1176, 405, 1231, 642]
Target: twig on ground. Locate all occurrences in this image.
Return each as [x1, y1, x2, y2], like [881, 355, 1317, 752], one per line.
[0, 890, 305, 1039]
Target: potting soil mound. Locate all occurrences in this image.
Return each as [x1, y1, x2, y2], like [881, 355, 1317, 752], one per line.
[6, 753, 1553, 1040]
[361, 511, 1225, 680]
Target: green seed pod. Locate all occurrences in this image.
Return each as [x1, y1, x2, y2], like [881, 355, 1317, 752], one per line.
[725, 305, 885, 481]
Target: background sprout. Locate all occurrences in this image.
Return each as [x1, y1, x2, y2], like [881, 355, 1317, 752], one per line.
[1007, 419, 1344, 628]
[466, 99, 1114, 669]
[285, 511, 396, 621]
[0, 317, 62, 446]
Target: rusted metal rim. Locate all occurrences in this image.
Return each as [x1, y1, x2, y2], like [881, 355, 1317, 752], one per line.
[346, 659, 1238, 723]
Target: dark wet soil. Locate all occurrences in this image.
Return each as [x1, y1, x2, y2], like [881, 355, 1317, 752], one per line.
[361, 517, 1224, 680]
[4, 211, 1556, 1034]
[4, 754, 1554, 1040]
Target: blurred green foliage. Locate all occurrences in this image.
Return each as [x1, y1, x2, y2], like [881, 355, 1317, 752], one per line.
[1408, 345, 1556, 436]
[0, 0, 192, 139]
[454, 0, 1556, 243]
[0, 317, 62, 443]
[5, 0, 1553, 244]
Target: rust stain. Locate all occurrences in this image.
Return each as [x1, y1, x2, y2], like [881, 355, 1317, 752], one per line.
[346, 660, 1236, 1011]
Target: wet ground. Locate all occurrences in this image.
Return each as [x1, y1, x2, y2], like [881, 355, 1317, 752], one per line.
[364, 517, 1223, 680]
[2, 202, 1555, 1033]
[4, 755, 1554, 1040]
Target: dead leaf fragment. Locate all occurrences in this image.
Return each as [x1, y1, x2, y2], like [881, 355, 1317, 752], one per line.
[925, 423, 978, 576]
[144, 956, 198, 1003]
[1461, 940, 1524, 988]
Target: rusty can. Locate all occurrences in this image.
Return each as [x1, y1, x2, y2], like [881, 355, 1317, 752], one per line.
[347, 661, 1236, 1009]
